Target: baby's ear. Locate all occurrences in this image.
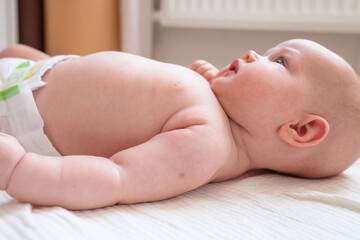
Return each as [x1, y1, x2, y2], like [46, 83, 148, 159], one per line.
[277, 114, 329, 147]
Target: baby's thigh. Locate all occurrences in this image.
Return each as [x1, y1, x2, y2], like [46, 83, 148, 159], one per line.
[0, 44, 49, 60]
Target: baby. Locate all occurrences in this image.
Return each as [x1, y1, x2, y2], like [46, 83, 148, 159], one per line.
[0, 39, 359, 210]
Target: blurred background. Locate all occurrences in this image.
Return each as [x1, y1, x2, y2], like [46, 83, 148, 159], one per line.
[0, 0, 120, 56]
[0, 0, 359, 73]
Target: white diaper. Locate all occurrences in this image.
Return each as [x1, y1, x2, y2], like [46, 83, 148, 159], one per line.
[0, 55, 77, 156]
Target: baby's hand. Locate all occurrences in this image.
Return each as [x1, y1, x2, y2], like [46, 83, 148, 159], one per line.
[191, 60, 219, 83]
[0, 133, 26, 190]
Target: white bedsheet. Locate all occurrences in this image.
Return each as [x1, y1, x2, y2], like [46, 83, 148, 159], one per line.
[1, 160, 359, 240]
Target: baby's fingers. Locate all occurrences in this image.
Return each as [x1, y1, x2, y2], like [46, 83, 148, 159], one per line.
[202, 70, 217, 82]
[191, 60, 207, 71]
[191, 60, 219, 82]
[191, 60, 216, 75]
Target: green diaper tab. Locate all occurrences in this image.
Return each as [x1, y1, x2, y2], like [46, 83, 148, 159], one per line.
[0, 59, 47, 101]
[0, 85, 20, 101]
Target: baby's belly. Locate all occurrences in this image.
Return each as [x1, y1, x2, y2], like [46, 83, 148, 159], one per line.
[32, 53, 207, 157]
[34, 94, 161, 157]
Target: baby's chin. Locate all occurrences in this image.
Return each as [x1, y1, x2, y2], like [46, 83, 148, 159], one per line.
[211, 71, 236, 86]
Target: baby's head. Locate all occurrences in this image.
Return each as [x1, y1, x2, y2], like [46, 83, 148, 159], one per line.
[211, 39, 360, 178]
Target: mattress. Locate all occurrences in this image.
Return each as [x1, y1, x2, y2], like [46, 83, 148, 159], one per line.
[1, 159, 359, 239]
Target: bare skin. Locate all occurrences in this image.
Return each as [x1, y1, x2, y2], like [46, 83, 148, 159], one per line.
[0, 46, 244, 209]
[0, 40, 359, 210]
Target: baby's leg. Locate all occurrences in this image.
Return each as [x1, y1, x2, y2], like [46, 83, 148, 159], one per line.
[0, 44, 50, 61]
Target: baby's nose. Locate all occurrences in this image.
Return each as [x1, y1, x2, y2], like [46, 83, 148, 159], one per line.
[242, 50, 259, 63]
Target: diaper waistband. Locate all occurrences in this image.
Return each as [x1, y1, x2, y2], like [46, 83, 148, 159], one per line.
[0, 83, 61, 156]
[0, 55, 78, 156]
[0, 55, 79, 101]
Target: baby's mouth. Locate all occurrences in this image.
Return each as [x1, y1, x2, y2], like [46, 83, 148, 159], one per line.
[213, 58, 240, 82]
[228, 59, 240, 73]
[221, 59, 239, 78]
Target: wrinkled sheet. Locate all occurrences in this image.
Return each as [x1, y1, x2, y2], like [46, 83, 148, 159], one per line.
[1, 160, 359, 240]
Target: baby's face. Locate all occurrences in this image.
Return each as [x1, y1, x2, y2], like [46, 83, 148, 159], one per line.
[211, 39, 330, 134]
[212, 39, 360, 177]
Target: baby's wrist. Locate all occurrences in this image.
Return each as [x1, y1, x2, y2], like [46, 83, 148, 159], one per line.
[0, 134, 26, 190]
[1, 152, 26, 191]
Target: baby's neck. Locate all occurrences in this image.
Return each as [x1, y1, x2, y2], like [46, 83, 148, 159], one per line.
[211, 119, 253, 182]
[229, 119, 253, 169]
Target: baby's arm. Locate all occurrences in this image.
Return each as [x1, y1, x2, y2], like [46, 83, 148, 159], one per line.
[1, 133, 122, 209]
[191, 60, 219, 83]
[0, 134, 26, 190]
[2, 123, 223, 209]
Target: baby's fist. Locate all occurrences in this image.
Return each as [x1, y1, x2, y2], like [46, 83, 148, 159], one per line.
[0, 133, 25, 190]
[191, 60, 218, 83]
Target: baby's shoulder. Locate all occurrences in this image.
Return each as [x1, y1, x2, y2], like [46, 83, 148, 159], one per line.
[161, 101, 237, 182]
[163, 67, 230, 133]
[162, 93, 232, 145]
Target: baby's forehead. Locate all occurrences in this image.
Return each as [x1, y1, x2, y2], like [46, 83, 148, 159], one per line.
[266, 39, 313, 54]
[268, 40, 341, 67]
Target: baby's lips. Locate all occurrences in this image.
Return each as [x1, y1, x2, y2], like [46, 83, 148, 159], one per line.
[229, 59, 240, 73]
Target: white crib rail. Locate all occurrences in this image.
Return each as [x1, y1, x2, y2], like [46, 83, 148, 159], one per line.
[157, 0, 360, 33]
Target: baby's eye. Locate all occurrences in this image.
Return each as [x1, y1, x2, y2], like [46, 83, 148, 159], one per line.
[275, 57, 286, 66]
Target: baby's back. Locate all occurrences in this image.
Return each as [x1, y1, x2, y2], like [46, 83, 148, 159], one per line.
[33, 52, 230, 158]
